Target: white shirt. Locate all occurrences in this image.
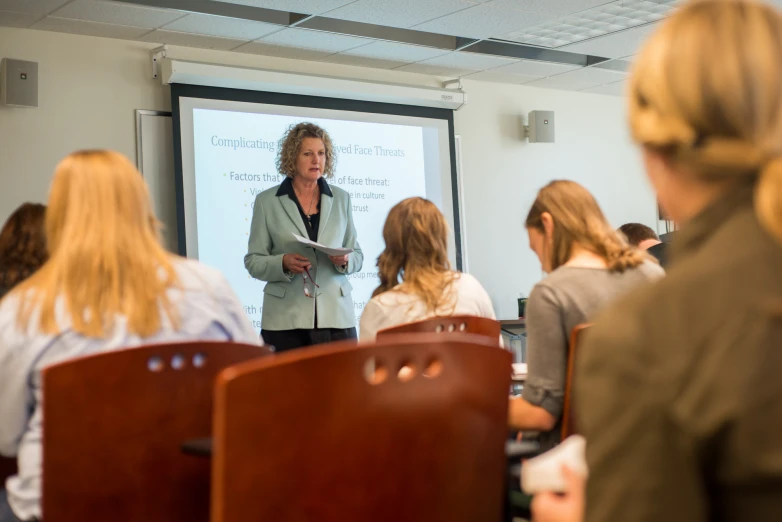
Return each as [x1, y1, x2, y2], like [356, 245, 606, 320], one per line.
[0, 259, 262, 521]
[359, 273, 496, 341]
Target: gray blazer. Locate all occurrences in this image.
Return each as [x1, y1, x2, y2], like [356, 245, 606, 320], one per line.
[244, 179, 363, 331]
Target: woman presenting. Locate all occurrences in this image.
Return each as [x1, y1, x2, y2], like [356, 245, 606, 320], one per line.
[245, 122, 363, 352]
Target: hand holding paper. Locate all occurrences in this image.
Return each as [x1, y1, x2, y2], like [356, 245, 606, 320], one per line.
[293, 234, 354, 257]
[521, 435, 588, 495]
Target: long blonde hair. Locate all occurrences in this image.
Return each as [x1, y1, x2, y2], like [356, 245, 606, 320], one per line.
[629, 0, 782, 243]
[15, 150, 179, 337]
[373, 198, 457, 315]
[526, 180, 646, 272]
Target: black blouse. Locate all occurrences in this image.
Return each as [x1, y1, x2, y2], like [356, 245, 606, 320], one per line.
[275, 177, 333, 242]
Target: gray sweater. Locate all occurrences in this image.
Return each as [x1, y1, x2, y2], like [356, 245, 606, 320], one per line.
[521, 261, 665, 450]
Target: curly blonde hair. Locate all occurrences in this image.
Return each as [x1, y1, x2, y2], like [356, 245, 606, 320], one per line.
[276, 122, 337, 179]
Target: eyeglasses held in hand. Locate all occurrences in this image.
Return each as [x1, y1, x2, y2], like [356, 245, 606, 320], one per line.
[303, 266, 320, 298]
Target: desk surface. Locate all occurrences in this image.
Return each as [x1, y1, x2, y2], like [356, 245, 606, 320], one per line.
[499, 319, 525, 331]
[182, 437, 539, 459]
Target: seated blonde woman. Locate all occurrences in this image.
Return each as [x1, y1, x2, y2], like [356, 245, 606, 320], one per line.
[0, 151, 261, 522]
[508, 180, 664, 451]
[359, 197, 495, 340]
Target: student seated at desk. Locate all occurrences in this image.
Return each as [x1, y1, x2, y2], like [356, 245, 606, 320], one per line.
[618, 222, 669, 268]
[359, 197, 495, 340]
[0, 150, 261, 522]
[0, 203, 47, 301]
[508, 180, 663, 450]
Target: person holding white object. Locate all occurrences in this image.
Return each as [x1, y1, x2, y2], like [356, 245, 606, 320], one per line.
[521, 435, 588, 495]
[245, 123, 363, 352]
[359, 197, 496, 340]
[532, 1, 782, 521]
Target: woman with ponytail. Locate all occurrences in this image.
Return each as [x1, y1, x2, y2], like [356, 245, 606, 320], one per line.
[508, 180, 663, 447]
[531, 2, 782, 522]
[359, 197, 495, 340]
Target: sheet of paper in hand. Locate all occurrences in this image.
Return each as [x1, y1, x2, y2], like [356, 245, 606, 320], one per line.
[521, 435, 588, 494]
[293, 234, 354, 257]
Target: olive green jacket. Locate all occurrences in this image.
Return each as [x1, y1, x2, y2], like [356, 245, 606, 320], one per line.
[578, 181, 782, 522]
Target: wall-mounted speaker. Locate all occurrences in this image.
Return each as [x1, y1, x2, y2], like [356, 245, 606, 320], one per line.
[525, 110, 555, 143]
[1, 58, 38, 108]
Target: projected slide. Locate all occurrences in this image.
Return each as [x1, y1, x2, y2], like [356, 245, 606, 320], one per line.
[184, 103, 454, 331]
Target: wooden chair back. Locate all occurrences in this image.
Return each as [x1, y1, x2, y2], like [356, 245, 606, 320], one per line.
[377, 315, 501, 342]
[0, 456, 16, 485]
[561, 324, 592, 440]
[212, 334, 512, 522]
[42, 341, 270, 522]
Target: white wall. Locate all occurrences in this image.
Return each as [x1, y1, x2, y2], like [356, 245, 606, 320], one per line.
[455, 79, 657, 316]
[0, 26, 657, 319]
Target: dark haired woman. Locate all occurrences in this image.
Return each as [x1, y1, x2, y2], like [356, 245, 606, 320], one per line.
[0, 203, 47, 300]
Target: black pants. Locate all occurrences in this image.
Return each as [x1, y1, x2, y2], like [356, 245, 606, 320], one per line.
[0, 489, 23, 522]
[261, 327, 357, 353]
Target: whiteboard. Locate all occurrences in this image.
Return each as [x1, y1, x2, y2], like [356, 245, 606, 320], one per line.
[135, 110, 179, 253]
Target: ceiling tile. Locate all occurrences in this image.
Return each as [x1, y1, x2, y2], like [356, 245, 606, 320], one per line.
[493, 59, 581, 77]
[523, 75, 604, 91]
[501, 1, 672, 49]
[0, 9, 40, 27]
[409, 50, 518, 71]
[488, 0, 622, 17]
[580, 80, 626, 96]
[525, 78, 595, 91]
[547, 64, 626, 84]
[138, 29, 248, 50]
[321, 53, 410, 69]
[233, 41, 333, 60]
[395, 62, 472, 77]
[557, 23, 658, 58]
[214, 0, 356, 15]
[339, 40, 450, 63]
[414, 3, 552, 39]
[324, 0, 478, 29]
[51, 0, 185, 29]
[160, 13, 281, 40]
[461, 69, 538, 84]
[30, 16, 151, 39]
[260, 27, 370, 53]
[591, 58, 632, 72]
[0, 0, 70, 15]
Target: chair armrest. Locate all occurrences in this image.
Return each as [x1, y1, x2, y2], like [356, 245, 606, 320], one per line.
[180, 437, 212, 457]
[505, 440, 540, 460]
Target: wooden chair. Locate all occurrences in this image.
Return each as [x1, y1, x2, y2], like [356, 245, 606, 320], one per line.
[0, 456, 16, 484]
[211, 334, 512, 522]
[504, 324, 592, 522]
[42, 341, 270, 522]
[376, 315, 501, 341]
[560, 324, 592, 440]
